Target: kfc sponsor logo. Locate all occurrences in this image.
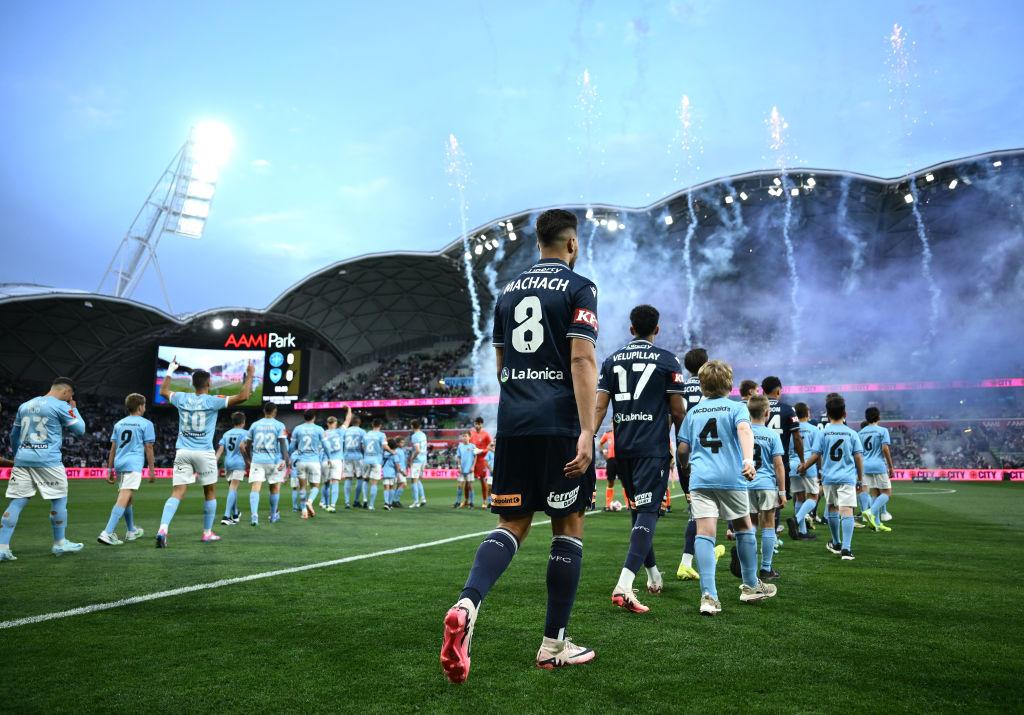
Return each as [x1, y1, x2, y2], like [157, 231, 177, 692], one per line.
[672, 372, 684, 384]
[572, 309, 598, 331]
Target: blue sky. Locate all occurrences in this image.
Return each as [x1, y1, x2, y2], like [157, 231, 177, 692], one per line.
[1, 1, 1021, 313]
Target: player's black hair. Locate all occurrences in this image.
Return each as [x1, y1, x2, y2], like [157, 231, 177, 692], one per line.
[231, 411, 245, 426]
[739, 380, 759, 399]
[629, 304, 660, 339]
[52, 376, 75, 390]
[351, 415, 361, 426]
[410, 419, 421, 429]
[795, 402, 810, 419]
[303, 409, 316, 421]
[761, 376, 783, 395]
[826, 394, 846, 420]
[192, 369, 211, 390]
[371, 418, 383, 428]
[535, 209, 578, 247]
[387, 437, 397, 449]
[682, 348, 708, 375]
[865, 406, 881, 423]
[263, 402, 278, 416]
[474, 416, 484, 425]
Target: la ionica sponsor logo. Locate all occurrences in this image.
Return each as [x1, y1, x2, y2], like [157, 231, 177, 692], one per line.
[547, 486, 580, 509]
[614, 412, 653, 423]
[500, 366, 564, 383]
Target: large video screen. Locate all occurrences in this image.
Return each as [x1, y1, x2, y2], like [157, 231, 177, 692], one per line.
[154, 346, 265, 407]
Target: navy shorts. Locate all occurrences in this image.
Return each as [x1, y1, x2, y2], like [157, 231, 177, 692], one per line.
[604, 457, 618, 484]
[617, 456, 671, 514]
[491, 435, 596, 517]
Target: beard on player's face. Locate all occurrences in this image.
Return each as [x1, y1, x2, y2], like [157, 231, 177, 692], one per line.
[567, 235, 579, 269]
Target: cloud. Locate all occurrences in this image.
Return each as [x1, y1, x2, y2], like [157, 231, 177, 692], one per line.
[337, 176, 391, 199]
[251, 159, 271, 169]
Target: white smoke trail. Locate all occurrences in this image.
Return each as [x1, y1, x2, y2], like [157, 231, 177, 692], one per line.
[908, 181, 941, 340]
[671, 94, 703, 345]
[767, 106, 802, 360]
[577, 69, 601, 277]
[682, 191, 698, 343]
[837, 178, 866, 293]
[445, 133, 484, 375]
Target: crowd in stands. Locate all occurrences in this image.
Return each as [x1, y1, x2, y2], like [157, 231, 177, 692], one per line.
[313, 347, 471, 402]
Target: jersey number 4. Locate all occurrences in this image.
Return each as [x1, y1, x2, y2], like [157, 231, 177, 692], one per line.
[699, 418, 724, 454]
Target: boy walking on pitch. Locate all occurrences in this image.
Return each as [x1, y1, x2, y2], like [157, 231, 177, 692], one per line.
[99, 393, 156, 544]
[676, 360, 777, 615]
[747, 395, 786, 580]
[808, 394, 864, 560]
[217, 412, 249, 525]
[859, 407, 894, 532]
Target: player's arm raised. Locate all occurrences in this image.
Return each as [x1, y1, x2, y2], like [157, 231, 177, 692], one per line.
[227, 362, 256, 407]
[342, 405, 353, 429]
[160, 358, 179, 401]
[565, 337, 597, 478]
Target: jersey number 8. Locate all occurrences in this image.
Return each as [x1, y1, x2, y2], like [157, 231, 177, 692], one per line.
[511, 296, 544, 353]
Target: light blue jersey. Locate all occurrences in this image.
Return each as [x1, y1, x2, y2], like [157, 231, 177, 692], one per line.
[111, 415, 155, 473]
[678, 397, 751, 490]
[750, 424, 784, 491]
[813, 423, 864, 485]
[395, 447, 408, 474]
[169, 392, 229, 451]
[793, 421, 821, 478]
[291, 422, 327, 465]
[858, 423, 891, 474]
[382, 451, 397, 478]
[219, 427, 249, 471]
[323, 427, 345, 460]
[457, 443, 477, 473]
[410, 430, 428, 464]
[363, 430, 386, 466]
[344, 426, 366, 462]
[247, 418, 288, 464]
[11, 395, 86, 468]
[486, 449, 494, 471]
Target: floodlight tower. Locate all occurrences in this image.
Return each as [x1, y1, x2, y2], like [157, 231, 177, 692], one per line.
[97, 121, 234, 311]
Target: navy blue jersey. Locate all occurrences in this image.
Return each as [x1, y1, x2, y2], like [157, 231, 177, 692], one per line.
[768, 399, 800, 463]
[598, 339, 683, 458]
[681, 375, 703, 413]
[492, 257, 598, 437]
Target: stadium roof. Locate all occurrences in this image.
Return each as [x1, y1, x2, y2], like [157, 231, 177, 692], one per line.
[1, 148, 1020, 393]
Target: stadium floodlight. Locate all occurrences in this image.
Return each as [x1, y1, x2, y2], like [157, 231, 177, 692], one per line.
[790, 187, 800, 197]
[739, 191, 749, 201]
[617, 222, 625, 230]
[608, 221, 618, 232]
[773, 177, 782, 186]
[464, 251, 472, 259]
[925, 173, 934, 182]
[508, 231, 517, 241]
[805, 177, 816, 188]
[724, 195, 734, 205]
[474, 244, 483, 255]
[586, 208, 594, 219]
[212, 318, 224, 330]
[904, 193, 914, 204]
[993, 160, 1002, 167]
[505, 221, 513, 232]
[230, 318, 239, 327]
[663, 215, 673, 225]
[97, 121, 234, 311]
[599, 218, 607, 226]
[949, 178, 959, 189]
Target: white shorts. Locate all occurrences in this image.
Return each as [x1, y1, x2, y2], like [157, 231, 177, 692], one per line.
[225, 469, 246, 483]
[173, 450, 219, 486]
[382, 477, 396, 487]
[791, 475, 820, 495]
[458, 471, 473, 483]
[117, 471, 143, 491]
[690, 488, 750, 521]
[748, 489, 778, 513]
[397, 473, 407, 485]
[5, 465, 68, 500]
[250, 462, 286, 485]
[363, 463, 382, 481]
[326, 462, 343, 481]
[295, 462, 322, 485]
[823, 483, 857, 508]
[410, 463, 424, 479]
[863, 473, 891, 490]
[485, 475, 493, 486]
[343, 461, 362, 479]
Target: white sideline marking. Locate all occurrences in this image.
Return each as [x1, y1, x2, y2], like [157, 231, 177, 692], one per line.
[1, 492, 682, 630]
[894, 488, 958, 496]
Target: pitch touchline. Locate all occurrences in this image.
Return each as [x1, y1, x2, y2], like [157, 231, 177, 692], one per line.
[894, 488, 958, 496]
[1, 492, 685, 631]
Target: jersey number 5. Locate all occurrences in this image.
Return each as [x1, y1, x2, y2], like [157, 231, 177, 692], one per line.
[511, 296, 544, 353]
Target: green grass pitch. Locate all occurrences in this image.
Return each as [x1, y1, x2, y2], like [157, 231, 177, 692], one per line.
[2, 481, 1021, 713]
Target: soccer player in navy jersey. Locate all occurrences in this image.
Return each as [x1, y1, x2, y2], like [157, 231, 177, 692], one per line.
[677, 360, 777, 615]
[441, 209, 599, 682]
[594, 304, 685, 613]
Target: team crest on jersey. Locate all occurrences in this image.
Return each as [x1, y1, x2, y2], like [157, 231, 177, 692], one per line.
[500, 367, 510, 383]
[573, 309, 598, 330]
